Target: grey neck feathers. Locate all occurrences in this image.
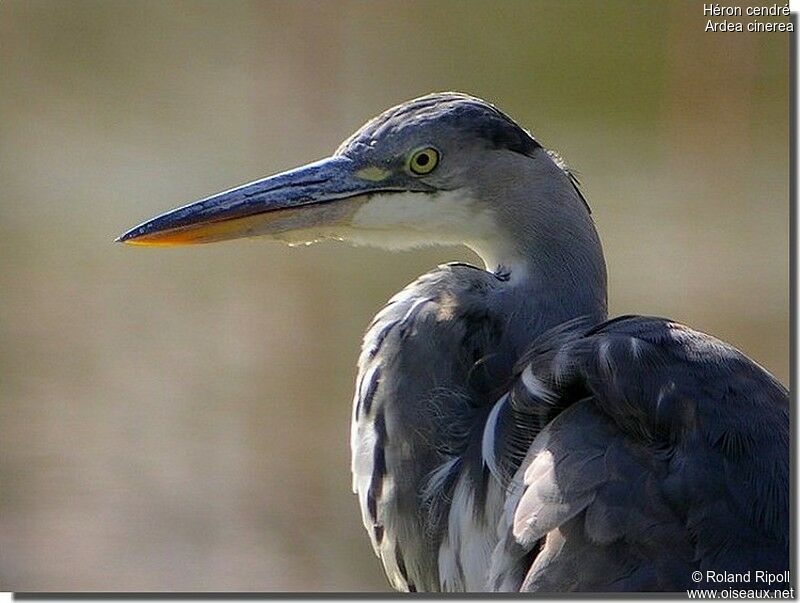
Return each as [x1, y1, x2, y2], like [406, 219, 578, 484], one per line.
[470, 147, 608, 328]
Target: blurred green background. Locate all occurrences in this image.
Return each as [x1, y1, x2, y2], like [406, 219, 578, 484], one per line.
[0, 0, 788, 592]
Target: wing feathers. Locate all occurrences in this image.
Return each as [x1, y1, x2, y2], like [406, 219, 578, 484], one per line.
[491, 315, 788, 592]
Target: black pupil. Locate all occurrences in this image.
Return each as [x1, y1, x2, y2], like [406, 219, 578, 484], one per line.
[416, 153, 430, 166]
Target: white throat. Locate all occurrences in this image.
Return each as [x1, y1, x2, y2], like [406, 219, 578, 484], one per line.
[346, 190, 530, 281]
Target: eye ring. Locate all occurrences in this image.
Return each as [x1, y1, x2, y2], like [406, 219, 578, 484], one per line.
[408, 147, 440, 175]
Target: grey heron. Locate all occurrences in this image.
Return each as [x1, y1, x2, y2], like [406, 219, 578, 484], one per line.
[117, 93, 789, 592]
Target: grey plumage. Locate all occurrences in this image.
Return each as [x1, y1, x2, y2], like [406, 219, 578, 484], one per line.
[119, 92, 790, 593]
[494, 316, 788, 591]
[353, 269, 788, 592]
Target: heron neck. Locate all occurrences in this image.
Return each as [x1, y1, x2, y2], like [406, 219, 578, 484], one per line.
[469, 222, 608, 330]
[467, 150, 608, 326]
[489, 237, 601, 303]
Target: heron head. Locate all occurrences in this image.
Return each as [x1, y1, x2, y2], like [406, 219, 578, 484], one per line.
[117, 92, 588, 263]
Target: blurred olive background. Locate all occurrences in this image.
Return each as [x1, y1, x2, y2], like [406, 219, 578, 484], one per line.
[0, 0, 789, 592]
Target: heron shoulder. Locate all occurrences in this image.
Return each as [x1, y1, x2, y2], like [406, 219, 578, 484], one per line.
[357, 262, 516, 415]
[361, 263, 505, 348]
[352, 263, 521, 591]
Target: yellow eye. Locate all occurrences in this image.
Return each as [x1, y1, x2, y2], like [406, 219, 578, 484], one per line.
[408, 147, 440, 175]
